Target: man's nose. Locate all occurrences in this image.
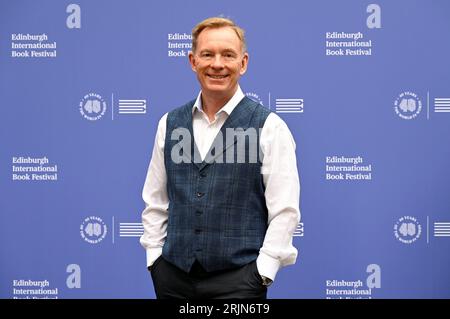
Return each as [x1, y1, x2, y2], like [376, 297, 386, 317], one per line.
[211, 54, 225, 69]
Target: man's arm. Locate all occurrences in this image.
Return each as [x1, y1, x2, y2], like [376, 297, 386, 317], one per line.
[139, 113, 169, 269]
[257, 113, 301, 282]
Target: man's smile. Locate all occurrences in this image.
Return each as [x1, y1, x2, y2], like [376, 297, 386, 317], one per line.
[207, 74, 229, 79]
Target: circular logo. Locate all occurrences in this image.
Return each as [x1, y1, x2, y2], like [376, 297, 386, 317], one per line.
[80, 216, 107, 244]
[79, 93, 107, 121]
[394, 216, 421, 244]
[394, 91, 422, 120]
[245, 92, 266, 107]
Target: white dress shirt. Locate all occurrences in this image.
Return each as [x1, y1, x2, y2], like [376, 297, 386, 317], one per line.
[140, 86, 300, 281]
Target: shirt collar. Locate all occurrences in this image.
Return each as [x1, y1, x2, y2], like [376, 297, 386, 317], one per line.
[192, 85, 245, 116]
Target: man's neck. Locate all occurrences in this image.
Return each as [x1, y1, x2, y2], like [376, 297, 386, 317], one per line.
[201, 87, 238, 122]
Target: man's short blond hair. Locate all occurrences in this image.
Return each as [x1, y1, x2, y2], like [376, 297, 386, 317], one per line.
[191, 17, 247, 53]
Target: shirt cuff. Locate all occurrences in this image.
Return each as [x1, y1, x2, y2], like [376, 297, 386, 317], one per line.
[146, 247, 163, 268]
[256, 252, 281, 282]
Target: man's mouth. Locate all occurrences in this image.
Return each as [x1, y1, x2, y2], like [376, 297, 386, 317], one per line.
[207, 74, 229, 79]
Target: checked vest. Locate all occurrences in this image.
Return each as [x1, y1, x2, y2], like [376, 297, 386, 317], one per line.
[162, 96, 271, 272]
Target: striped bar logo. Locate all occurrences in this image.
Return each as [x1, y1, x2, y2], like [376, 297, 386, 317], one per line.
[434, 98, 450, 113]
[293, 222, 304, 237]
[119, 222, 144, 237]
[434, 222, 450, 237]
[275, 98, 304, 113]
[118, 99, 146, 114]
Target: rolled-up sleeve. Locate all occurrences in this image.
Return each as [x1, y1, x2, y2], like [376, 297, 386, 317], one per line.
[139, 113, 169, 268]
[257, 113, 301, 281]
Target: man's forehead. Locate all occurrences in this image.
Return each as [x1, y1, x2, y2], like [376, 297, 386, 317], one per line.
[196, 27, 242, 51]
[197, 26, 240, 42]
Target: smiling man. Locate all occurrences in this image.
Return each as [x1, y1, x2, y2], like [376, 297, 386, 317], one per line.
[140, 17, 301, 299]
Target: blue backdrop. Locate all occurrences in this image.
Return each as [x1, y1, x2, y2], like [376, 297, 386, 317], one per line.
[1, 0, 450, 299]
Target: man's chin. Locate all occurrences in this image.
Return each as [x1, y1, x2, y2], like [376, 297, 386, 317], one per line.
[203, 86, 230, 95]
[205, 81, 228, 88]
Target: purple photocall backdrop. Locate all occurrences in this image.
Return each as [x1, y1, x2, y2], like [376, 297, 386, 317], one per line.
[1, 0, 450, 298]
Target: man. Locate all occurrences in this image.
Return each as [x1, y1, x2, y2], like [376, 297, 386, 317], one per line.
[140, 17, 300, 299]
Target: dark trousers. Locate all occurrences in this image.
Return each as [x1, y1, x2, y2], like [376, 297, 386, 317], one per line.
[150, 256, 267, 299]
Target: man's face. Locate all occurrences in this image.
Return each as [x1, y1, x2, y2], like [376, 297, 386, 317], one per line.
[189, 26, 249, 100]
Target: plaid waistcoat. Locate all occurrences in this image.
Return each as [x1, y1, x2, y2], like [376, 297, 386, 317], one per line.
[163, 96, 271, 272]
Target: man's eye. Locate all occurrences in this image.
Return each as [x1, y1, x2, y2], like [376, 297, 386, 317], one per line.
[202, 53, 212, 58]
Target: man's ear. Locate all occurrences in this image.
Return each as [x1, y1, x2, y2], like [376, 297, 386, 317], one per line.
[188, 51, 197, 73]
[240, 52, 249, 75]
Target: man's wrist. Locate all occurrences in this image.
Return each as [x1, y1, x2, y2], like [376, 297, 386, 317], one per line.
[260, 275, 273, 286]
